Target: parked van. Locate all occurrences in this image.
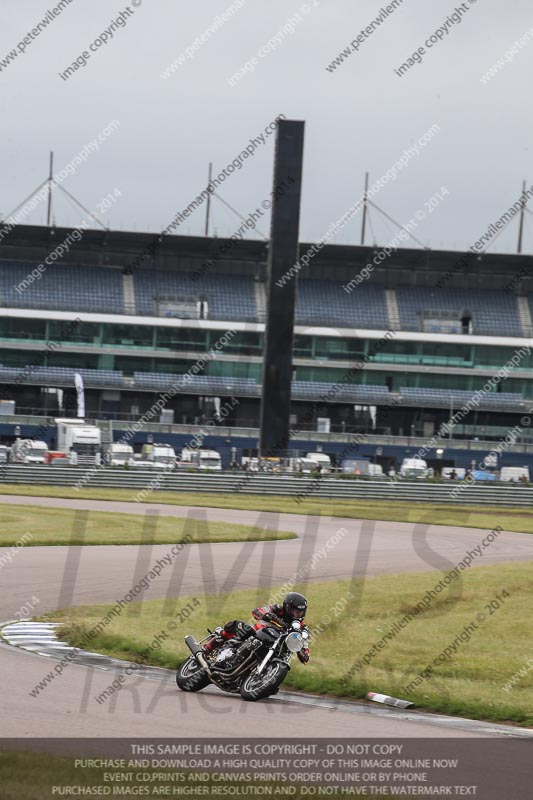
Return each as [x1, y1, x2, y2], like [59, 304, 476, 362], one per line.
[140, 443, 177, 469]
[500, 466, 530, 482]
[181, 448, 222, 471]
[305, 452, 332, 473]
[400, 457, 429, 479]
[286, 457, 319, 474]
[368, 463, 384, 478]
[10, 439, 48, 464]
[107, 442, 134, 467]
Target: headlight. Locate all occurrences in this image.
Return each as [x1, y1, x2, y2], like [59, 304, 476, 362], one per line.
[286, 632, 304, 653]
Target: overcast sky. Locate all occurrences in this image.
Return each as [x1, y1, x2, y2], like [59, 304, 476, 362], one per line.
[2, 0, 533, 254]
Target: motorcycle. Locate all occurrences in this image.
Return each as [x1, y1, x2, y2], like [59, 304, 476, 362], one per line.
[176, 618, 309, 701]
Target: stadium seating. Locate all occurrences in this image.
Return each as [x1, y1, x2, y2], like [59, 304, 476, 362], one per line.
[133, 271, 257, 321]
[399, 386, 524, 409]
[0, 361, 392, 405]
[0, 261, 124, 314]
[0, 358, 526, 411]
[133, 372, 260, 396]
[292, 381, 390, 404]
[0, 259, 525, 338]
[395, 288, 522, 337]
[296, 280, 389, 329]
[0, 365, 124, 387]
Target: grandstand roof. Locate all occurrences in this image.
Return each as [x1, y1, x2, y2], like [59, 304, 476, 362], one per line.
[1, 223, 533, 291]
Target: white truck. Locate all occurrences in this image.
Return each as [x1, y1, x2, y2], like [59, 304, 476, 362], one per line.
[305, 452, 332, 473]
[500, 466, 530, 482]
[368, 463, 384, 477]
[55, 419, 102, 465]
[107, 442, 134, 467]
[287, 457, 320, 474]
[140, 443, 177, 469]
[240, 456, 260, 472]
[10, 439, 48, 464]
[400, 457, 430, 479]
[181, 448, 222, 471]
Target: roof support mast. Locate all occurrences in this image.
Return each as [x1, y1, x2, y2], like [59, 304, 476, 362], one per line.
[517, 179, 526, 254]
[46, 151, 54, 226]
[360, 171, 369, 245]
[205, 162, 212, 236]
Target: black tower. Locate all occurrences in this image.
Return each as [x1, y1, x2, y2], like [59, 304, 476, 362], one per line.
[259, 119, 305, 456]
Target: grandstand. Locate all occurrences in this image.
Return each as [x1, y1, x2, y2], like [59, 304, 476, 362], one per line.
[296, 280, 389, 329]
[0, 222, 532, 470]
[1, 261, 124, 314]
[394, 287, 524, 337]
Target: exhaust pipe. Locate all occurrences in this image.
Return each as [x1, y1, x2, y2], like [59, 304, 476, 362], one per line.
[184, 636, 257, 684]
[215, 653, 255, 681]
[185, 635, 211, 674]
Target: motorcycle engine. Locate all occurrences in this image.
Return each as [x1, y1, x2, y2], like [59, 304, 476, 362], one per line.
[214, 646, 235, 665]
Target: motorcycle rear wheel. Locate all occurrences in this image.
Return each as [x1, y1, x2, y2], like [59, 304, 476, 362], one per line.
[240, 661, 289, 701]
[176, 656, 210, 692]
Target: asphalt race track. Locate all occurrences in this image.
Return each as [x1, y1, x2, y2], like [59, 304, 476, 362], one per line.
[1, 494, 533, 740]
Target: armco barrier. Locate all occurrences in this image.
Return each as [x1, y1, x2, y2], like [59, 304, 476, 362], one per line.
[1, 465, 533, 505]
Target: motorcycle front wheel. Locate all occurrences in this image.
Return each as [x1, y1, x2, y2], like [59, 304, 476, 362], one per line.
[176, 656, 210, 692]
[240, 661, 289, 701]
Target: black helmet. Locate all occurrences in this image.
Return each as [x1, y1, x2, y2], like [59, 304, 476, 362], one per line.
[283, 592, 307, 621]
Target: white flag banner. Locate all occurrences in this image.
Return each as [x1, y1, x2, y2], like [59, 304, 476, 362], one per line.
[74, 373, 85, 419]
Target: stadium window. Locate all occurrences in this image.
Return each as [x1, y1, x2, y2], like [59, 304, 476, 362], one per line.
[293, 335, 313, 358]
[0, 317, 46, 341]
[48, 319, 96, 344]
[0, 349, 35, 367]
[313, 337, 364, 361]
[114, 356, 154, 375]
[207, 330, 261, 356]
[47, 351, 99, 369]
[157, 327, 208, 351]
[102, 324, 152, 348]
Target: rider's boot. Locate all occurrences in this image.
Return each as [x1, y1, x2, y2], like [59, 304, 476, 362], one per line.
[203, 627, 229, 654]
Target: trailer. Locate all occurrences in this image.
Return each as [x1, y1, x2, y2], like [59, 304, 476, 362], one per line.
[55, 418, 102, 465]
[181, 448, 222, 471]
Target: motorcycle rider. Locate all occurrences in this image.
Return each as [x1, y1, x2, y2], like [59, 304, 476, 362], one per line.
[203, 591, 310, 664]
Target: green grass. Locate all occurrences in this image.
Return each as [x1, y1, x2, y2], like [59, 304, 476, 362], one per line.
[1, 483, 533, 533]
[0, 503, 296, 546]
[43, 562, 533, 727]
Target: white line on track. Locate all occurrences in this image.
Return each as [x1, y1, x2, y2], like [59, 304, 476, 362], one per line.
[2, 619, 532, 739]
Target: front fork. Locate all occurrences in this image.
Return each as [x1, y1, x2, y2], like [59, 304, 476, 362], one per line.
[256, 646, 291, 675]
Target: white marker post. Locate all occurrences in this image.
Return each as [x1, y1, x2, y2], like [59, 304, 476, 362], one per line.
[367, 692, 414, 709]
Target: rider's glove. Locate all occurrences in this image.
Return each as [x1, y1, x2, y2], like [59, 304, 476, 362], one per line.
[298, 648, 310, 664]
[263, 611, 281, 624]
